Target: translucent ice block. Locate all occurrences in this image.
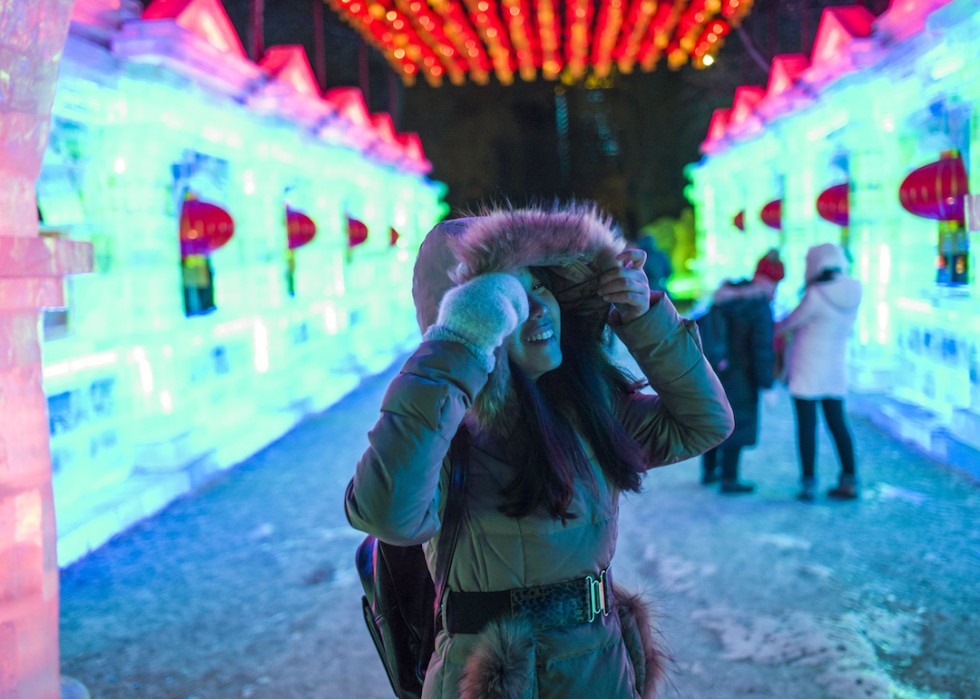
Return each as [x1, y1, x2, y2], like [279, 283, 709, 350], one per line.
[0, 0, 75, 237]
[1, 1, 89, 697]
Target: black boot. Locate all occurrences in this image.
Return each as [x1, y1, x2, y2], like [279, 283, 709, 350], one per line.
[827, 474, 859, 500]
[720, 479, 755, 494]
[797, 477, 816, 502]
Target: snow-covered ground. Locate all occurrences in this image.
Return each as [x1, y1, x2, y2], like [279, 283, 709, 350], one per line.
[59, 360, 980, 699]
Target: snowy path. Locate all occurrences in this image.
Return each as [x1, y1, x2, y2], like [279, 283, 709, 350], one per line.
[59, 360, 980, 699]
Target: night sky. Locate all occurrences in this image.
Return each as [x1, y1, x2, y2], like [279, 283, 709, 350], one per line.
[220, 0, 890, 230]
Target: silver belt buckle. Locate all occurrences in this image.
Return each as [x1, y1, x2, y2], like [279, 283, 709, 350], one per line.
[586, 568, 610, 623]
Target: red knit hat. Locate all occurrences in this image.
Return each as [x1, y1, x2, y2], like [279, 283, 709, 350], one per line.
[754, 251, 785, 284]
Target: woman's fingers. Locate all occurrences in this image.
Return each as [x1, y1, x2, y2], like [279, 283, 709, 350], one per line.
[601, 250, 647, 278]
[598, 266, 647, 289]
[598, 269, 649, 296]
[597, 248, 652, 322]
[598, 275, 645, 295]
[616, 248, 647, 270]
[601, 291, 647, 306]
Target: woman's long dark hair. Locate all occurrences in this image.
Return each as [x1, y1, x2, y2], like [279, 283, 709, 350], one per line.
[498, 268, 649, 522]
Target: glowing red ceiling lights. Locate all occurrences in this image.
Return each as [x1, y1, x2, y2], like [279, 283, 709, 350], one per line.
[324, 0, 754, 85]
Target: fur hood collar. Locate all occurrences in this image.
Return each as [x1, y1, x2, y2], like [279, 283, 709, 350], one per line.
[713, 279, 772, 305]
[450, 204, 624, 284]
[412, 203, 624, 429]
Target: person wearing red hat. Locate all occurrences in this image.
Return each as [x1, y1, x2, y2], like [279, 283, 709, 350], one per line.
[752, 248, 787, 380]
[753, 248, 785, 287]
[699, 250, 781, 493]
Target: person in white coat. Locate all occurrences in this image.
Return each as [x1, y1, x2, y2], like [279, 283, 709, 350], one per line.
[777, 244, 863, 500]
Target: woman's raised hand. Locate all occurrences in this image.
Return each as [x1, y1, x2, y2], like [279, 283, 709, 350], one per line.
[428, 273, 530, 371]
[598, 249, 658, 325]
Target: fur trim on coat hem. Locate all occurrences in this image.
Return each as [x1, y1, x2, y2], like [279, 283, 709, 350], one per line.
[455, 585, 665, 699]
[458, 616, 537, 699]
[614, 586, 667, 699]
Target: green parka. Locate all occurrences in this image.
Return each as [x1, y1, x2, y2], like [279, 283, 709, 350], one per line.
[346, 209, 733, 699]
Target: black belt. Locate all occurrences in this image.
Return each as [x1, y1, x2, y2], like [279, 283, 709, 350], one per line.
[444, 569, 613, 635]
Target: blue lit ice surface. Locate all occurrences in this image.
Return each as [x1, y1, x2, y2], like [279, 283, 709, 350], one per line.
[687, 0, 980, 469]
[37, 16, 448, 566]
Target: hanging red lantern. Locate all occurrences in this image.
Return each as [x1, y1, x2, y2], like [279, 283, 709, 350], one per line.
[390, 227, 400, 246]
[733, 211, 745, 231]
[180, 199, 234, 256]
[286, 209, 317, 250]
[899, 154, 969, 221]
[816, 184, 849, 226]
[348, 217, 369, 248]
[760, 199, 782, 230]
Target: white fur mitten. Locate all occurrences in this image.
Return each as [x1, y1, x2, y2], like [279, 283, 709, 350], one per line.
[423, 273, 529, 372]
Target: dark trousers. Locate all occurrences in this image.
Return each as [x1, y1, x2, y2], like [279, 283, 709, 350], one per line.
[703, 446, 743, 481]
[793, 398, 856, 480]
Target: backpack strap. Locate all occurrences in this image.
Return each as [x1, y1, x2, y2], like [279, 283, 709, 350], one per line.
[433, 425, 469, 632]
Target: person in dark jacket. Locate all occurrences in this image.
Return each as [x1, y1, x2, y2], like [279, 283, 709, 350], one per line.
[754, 248, 785, 288]
[701, 276, 776, 493]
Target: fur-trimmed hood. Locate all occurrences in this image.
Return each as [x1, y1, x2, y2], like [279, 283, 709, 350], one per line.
[449, 205, 624, 285]
[412, 203, 625, 428]
[804, 243, 848, 283]
[713, 279, 772, 305]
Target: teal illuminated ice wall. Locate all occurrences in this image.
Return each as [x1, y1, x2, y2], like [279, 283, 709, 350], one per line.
[688, 0, 980, 458]
[38, 0, 448, 566]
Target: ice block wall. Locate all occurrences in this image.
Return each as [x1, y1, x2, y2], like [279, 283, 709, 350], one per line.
[0, 1, 93, 698]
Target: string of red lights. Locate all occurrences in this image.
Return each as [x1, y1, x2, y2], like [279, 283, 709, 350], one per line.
[325, 0, 754, 85]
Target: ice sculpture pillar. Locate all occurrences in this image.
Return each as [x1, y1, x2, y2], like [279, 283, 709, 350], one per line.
[0, 1, 92, 698]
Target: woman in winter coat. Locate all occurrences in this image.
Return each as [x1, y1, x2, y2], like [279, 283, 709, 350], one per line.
[777, 243, 863, 501]
[346, 204, 733, 699]
[700, 272, 776, 493]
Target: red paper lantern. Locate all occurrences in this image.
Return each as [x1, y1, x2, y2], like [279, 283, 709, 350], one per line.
[733, 211, 745, 231]
[348, 217, 368, 248]
[286, 209, 317, 250]
[760, 199, 782, 230]
[816, 184, 849, 226]
[899, 155, 969, 221]
[180, 199, 234, 256]
[390, 227, 400, 246]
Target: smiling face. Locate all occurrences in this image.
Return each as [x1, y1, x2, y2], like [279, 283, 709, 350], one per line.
[504, 269, 562, 381]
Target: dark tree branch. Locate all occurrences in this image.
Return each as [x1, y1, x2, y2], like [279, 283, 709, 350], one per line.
[736, 24, 771, 75]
